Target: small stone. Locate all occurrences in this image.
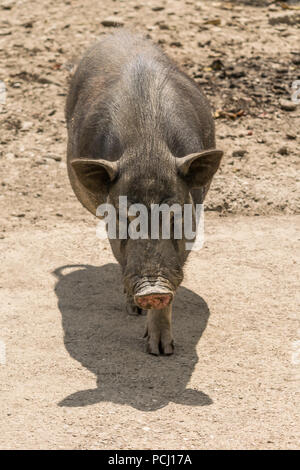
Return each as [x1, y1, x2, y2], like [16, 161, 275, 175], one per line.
[279, 99, 297, 111]
[1, 0, 15, 10]
[228, 67, 245, 79]
[46, 155, 62, 162]
[275, 67, 288, 74]
[170, 41, 182, 48]
[286, 132, 296, 140]
[204, 18, 221, 26]
[152, 6, 164, 11]
[232, 149, 248, 158]
[6, 152, 14, 159]
[210, 59, 224, 71]
[268, 5, 279, 12]
[101, 17, 124, 27]
[22, 21, 33, 28]
[198, 40, 211, 48]
[21, 121, 33, 131]
[158, 22, 170, 30]
[292, 55, 300, 66]
[269, 13, 300, 26]
[278, 146, 288, 156]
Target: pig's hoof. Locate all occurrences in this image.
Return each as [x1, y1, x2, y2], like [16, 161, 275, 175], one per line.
[126, 302, 143, 316]
[147, 338, 174, 356]
[160, 338, 174, 356]
[146, 337, 160, 356]
[145, 329, 174, 356]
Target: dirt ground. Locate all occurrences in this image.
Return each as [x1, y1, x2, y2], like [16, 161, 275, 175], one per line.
[0, 0, 299, 450]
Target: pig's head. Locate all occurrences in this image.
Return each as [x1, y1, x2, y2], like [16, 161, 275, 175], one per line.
[71, 147, 222, 309]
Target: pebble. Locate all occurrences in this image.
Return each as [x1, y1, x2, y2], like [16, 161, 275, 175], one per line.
[158, 22, 170, 30]
[269, 13, 300, 26]
[210, 59, 224, 71]
[1, 1, 15, 10]
[21, 121, 33, 131]
[101, 17, 124, 27]
[228, 67, 245, 79]
[279, 99, 297, 111]
[22, 21, 33, 28]
[170, 41, 182, 47]
[292, 55, 300, 66]
[46, 155, 62, 162]
[286, 132, 296, 140]
[232, 149, 248, 158]
[278, 146, 288, 156]
[6, 152, 15, 159]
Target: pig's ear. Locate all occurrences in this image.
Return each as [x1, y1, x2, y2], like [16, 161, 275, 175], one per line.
[71, 158, 118, 193]
[176, 149, 223, 188]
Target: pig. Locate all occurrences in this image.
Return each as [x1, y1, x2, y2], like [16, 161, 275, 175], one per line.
[65, 30, 223, 355]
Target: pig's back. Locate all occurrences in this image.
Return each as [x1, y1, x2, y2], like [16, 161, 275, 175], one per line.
[66, 30, 215, 160]
[66, 31, 168, 122]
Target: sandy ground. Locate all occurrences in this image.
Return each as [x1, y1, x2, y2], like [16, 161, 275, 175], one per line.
[0, 0, 299, 450]
[0, 215, 299, 449]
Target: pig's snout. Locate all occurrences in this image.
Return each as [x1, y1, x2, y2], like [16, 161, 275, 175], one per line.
[134, 281, 173, 310]
[135, 292, 172, 310]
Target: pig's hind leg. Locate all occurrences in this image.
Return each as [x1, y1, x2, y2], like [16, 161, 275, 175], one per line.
[144, 305, 174, 356]
[126, 295, 145, 316]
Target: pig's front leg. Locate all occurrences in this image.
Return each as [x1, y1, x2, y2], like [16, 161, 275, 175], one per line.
[126, 295, 144, 316]
[144, 304, 174, 356]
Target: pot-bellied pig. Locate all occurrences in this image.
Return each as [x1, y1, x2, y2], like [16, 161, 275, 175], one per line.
[66, 30, 223, 355]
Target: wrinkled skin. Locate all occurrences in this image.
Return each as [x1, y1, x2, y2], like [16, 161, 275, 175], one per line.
[66, 30, 223, 355]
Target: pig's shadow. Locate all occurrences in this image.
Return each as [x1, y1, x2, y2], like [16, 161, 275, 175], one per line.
[53, 263, 212, 411]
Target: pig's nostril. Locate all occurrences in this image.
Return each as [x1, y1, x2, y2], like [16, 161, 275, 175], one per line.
[135, 293, 172, 310]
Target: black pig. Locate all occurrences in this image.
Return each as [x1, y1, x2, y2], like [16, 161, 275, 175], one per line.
[66, 30, 223, 355]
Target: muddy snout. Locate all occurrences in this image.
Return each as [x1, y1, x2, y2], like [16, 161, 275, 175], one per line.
[134, 284, 173, 310]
